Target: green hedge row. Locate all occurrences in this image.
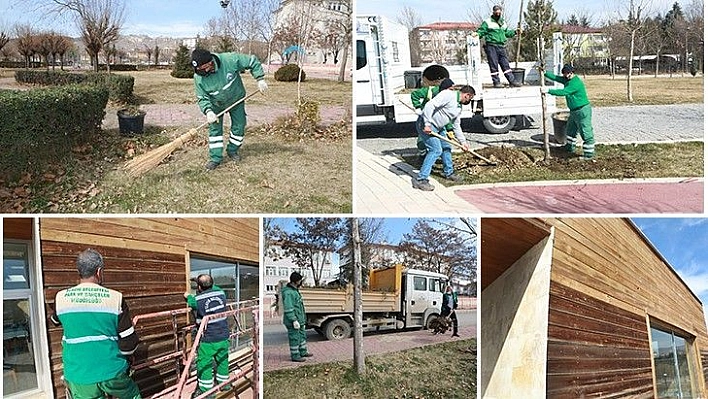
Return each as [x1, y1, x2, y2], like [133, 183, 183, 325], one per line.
[15, 70, 134, 103]
[0, 84, 109, 178]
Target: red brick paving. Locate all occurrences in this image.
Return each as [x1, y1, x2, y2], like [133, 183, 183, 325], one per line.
[103, 103, 346, 130]
[264, 323, 476, 372]
[455, 179, 704, 213]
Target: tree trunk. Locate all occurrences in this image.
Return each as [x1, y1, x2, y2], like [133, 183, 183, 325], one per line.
[654, 49, 660, 77]
[627, 30, 635, 102]
[338, 41, 349, 83]
[352, 218, 365, 374]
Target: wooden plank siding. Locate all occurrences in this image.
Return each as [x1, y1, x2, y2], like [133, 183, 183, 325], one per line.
[3, 217, 33, 240]
[546, 281, 654, 398]
[38, 217, 259, 399]
[545, 218, 708, 397]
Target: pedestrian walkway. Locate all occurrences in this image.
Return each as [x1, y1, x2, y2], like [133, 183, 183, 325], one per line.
[355, 148, 481, 214]
[456, 178, 704, 213]
[356, 147, 704, 214]
[264, 324, 476, 372]
[103, 103, 345, 130]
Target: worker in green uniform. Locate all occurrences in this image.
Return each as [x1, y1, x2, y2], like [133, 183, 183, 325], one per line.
[184, 275, 230, 398]
[477, 5, 522, 88]
[541, 64, 595, 159]
[411, 78, 456, 159]
[191, 48, 268, 170]
[441, 285, 460, 337]
[50, 249, 141, 399]
[281, 271, 312, 362]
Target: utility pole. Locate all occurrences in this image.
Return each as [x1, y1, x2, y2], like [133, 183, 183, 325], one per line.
[352, 218, 365, 374]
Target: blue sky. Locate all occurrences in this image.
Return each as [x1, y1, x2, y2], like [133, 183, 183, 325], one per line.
[632, 218, 708, 328]
[356, 0, 691, 27]
[0, 0, 225, 37]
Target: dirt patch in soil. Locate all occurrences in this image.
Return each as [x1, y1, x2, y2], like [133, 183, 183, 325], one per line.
[403, 142, 703, 185]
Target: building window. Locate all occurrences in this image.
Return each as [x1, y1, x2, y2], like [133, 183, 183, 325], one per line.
[3, 242, 39, 396]
[278, 267, 289, 277]
[190, 256, 259, 352]
[391, 41, 399, 62]
[413, 276, 427, 291]
[266, 266, 276, 276]
[266, 285, 275, 292]
[650, 323, 696, 398]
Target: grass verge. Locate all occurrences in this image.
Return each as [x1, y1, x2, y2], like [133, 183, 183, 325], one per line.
[264, 339, 476, 399]
[402, 142, 703, 186]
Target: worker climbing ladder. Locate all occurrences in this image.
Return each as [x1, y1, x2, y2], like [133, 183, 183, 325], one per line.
[62, 300, 260, 399]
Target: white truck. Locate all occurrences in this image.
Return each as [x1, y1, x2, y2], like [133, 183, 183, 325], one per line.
[279, 265, 450, 341]
[355, 15, 564, 134]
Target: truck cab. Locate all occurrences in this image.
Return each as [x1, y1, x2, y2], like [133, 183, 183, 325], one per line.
[355, 14, 564, 134]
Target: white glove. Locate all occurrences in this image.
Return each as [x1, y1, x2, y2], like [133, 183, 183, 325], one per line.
[206, 110, 218, 124]
[292, 321, 300, 330]
[540, 86, 549, 94]
[258, 79, 268, 93]
[414, 108, 422, 115]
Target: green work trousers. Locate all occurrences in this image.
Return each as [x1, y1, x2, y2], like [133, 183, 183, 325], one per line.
[564, 105, 595, 158]
[196, 340, 230, 392]
[66, 371, 141, 399]
[286, 325, 308, 360]
[207, 101, 246, 163]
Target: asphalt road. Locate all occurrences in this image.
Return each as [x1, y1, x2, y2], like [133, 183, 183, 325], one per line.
[264, 309, 477, 347]
[357, 103, 704, 155]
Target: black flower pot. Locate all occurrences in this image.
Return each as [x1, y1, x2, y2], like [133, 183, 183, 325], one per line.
[117, 109, 146, 135]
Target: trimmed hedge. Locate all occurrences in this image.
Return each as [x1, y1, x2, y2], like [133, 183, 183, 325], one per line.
[274, 64, 306, 82]
[0, 84, 109, 178]
[15, 70, 134, 103]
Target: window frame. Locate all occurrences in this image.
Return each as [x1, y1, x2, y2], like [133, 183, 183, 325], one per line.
[3, 236, 52, 399]
[648, 318, 700, 399]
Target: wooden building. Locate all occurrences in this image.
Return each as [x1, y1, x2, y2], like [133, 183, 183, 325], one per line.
[481, 218, 708, 398]
[3, 217, 259, 399]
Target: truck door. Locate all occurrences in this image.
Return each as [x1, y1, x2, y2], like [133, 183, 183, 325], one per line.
[406, 274, 430, 316]
[354, 18, 383, 107]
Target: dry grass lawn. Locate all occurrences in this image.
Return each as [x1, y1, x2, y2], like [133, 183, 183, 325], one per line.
[122, 70, 350, 107]
[264, 339, 476, 399]
[557, 74, 704, 108]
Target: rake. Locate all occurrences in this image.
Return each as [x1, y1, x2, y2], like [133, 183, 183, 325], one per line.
[397, 98, 497, 165]
[123, 91, 260, 177]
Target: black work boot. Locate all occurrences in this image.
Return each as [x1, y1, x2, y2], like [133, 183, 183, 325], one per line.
[205, 160, 219, 171]
[227, 152, 241, 162]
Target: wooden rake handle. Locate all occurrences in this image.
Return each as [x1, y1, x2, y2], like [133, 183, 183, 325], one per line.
[397, 98, 497, 165]
[198, 90, 262, 130]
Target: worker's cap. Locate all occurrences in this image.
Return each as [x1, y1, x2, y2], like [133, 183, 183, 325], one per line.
[439, 78, 455, 91]
[561, 64, 574, 74]
[492, 5, 502, 11]
[191, 48, 213, 68]
[290, 271, 304, 284]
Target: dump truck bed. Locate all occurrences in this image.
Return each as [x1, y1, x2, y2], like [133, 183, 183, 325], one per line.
[300, 286, 400, 313]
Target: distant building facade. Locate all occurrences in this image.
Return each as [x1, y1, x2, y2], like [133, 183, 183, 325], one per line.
[413, 22, 477, 65]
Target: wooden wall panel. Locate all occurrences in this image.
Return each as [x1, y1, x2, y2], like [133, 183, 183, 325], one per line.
[545, 218, 708, 396]
[3, 217, 32, 240]
[38, 217, 259, 399]
[546, 281, 654, 398]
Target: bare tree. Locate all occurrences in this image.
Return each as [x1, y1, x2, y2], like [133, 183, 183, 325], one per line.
[144, 44, 152, 64]
[351, 218, 365, 375]
[35, 0, 126, 72]
[684, 0, 704, 73]
[153, 45, 160, 65]
[0, 30, 9, 55]
[15, 25, 36, 68]
[615, 0, 653, 101]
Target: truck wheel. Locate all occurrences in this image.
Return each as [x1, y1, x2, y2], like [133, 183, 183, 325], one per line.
[314, 327, 324, 337]
[324, 319, 352, 341]
[424, 314, 438, 330]
[483, 115, 517, 134]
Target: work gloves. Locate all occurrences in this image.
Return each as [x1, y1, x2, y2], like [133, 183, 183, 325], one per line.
[414, 108, 422, 116]
[258, 79, 268, 94]
[540, 86, 549, 94]
[206, 110, 218, 124]
[293, 321, 300, 330]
